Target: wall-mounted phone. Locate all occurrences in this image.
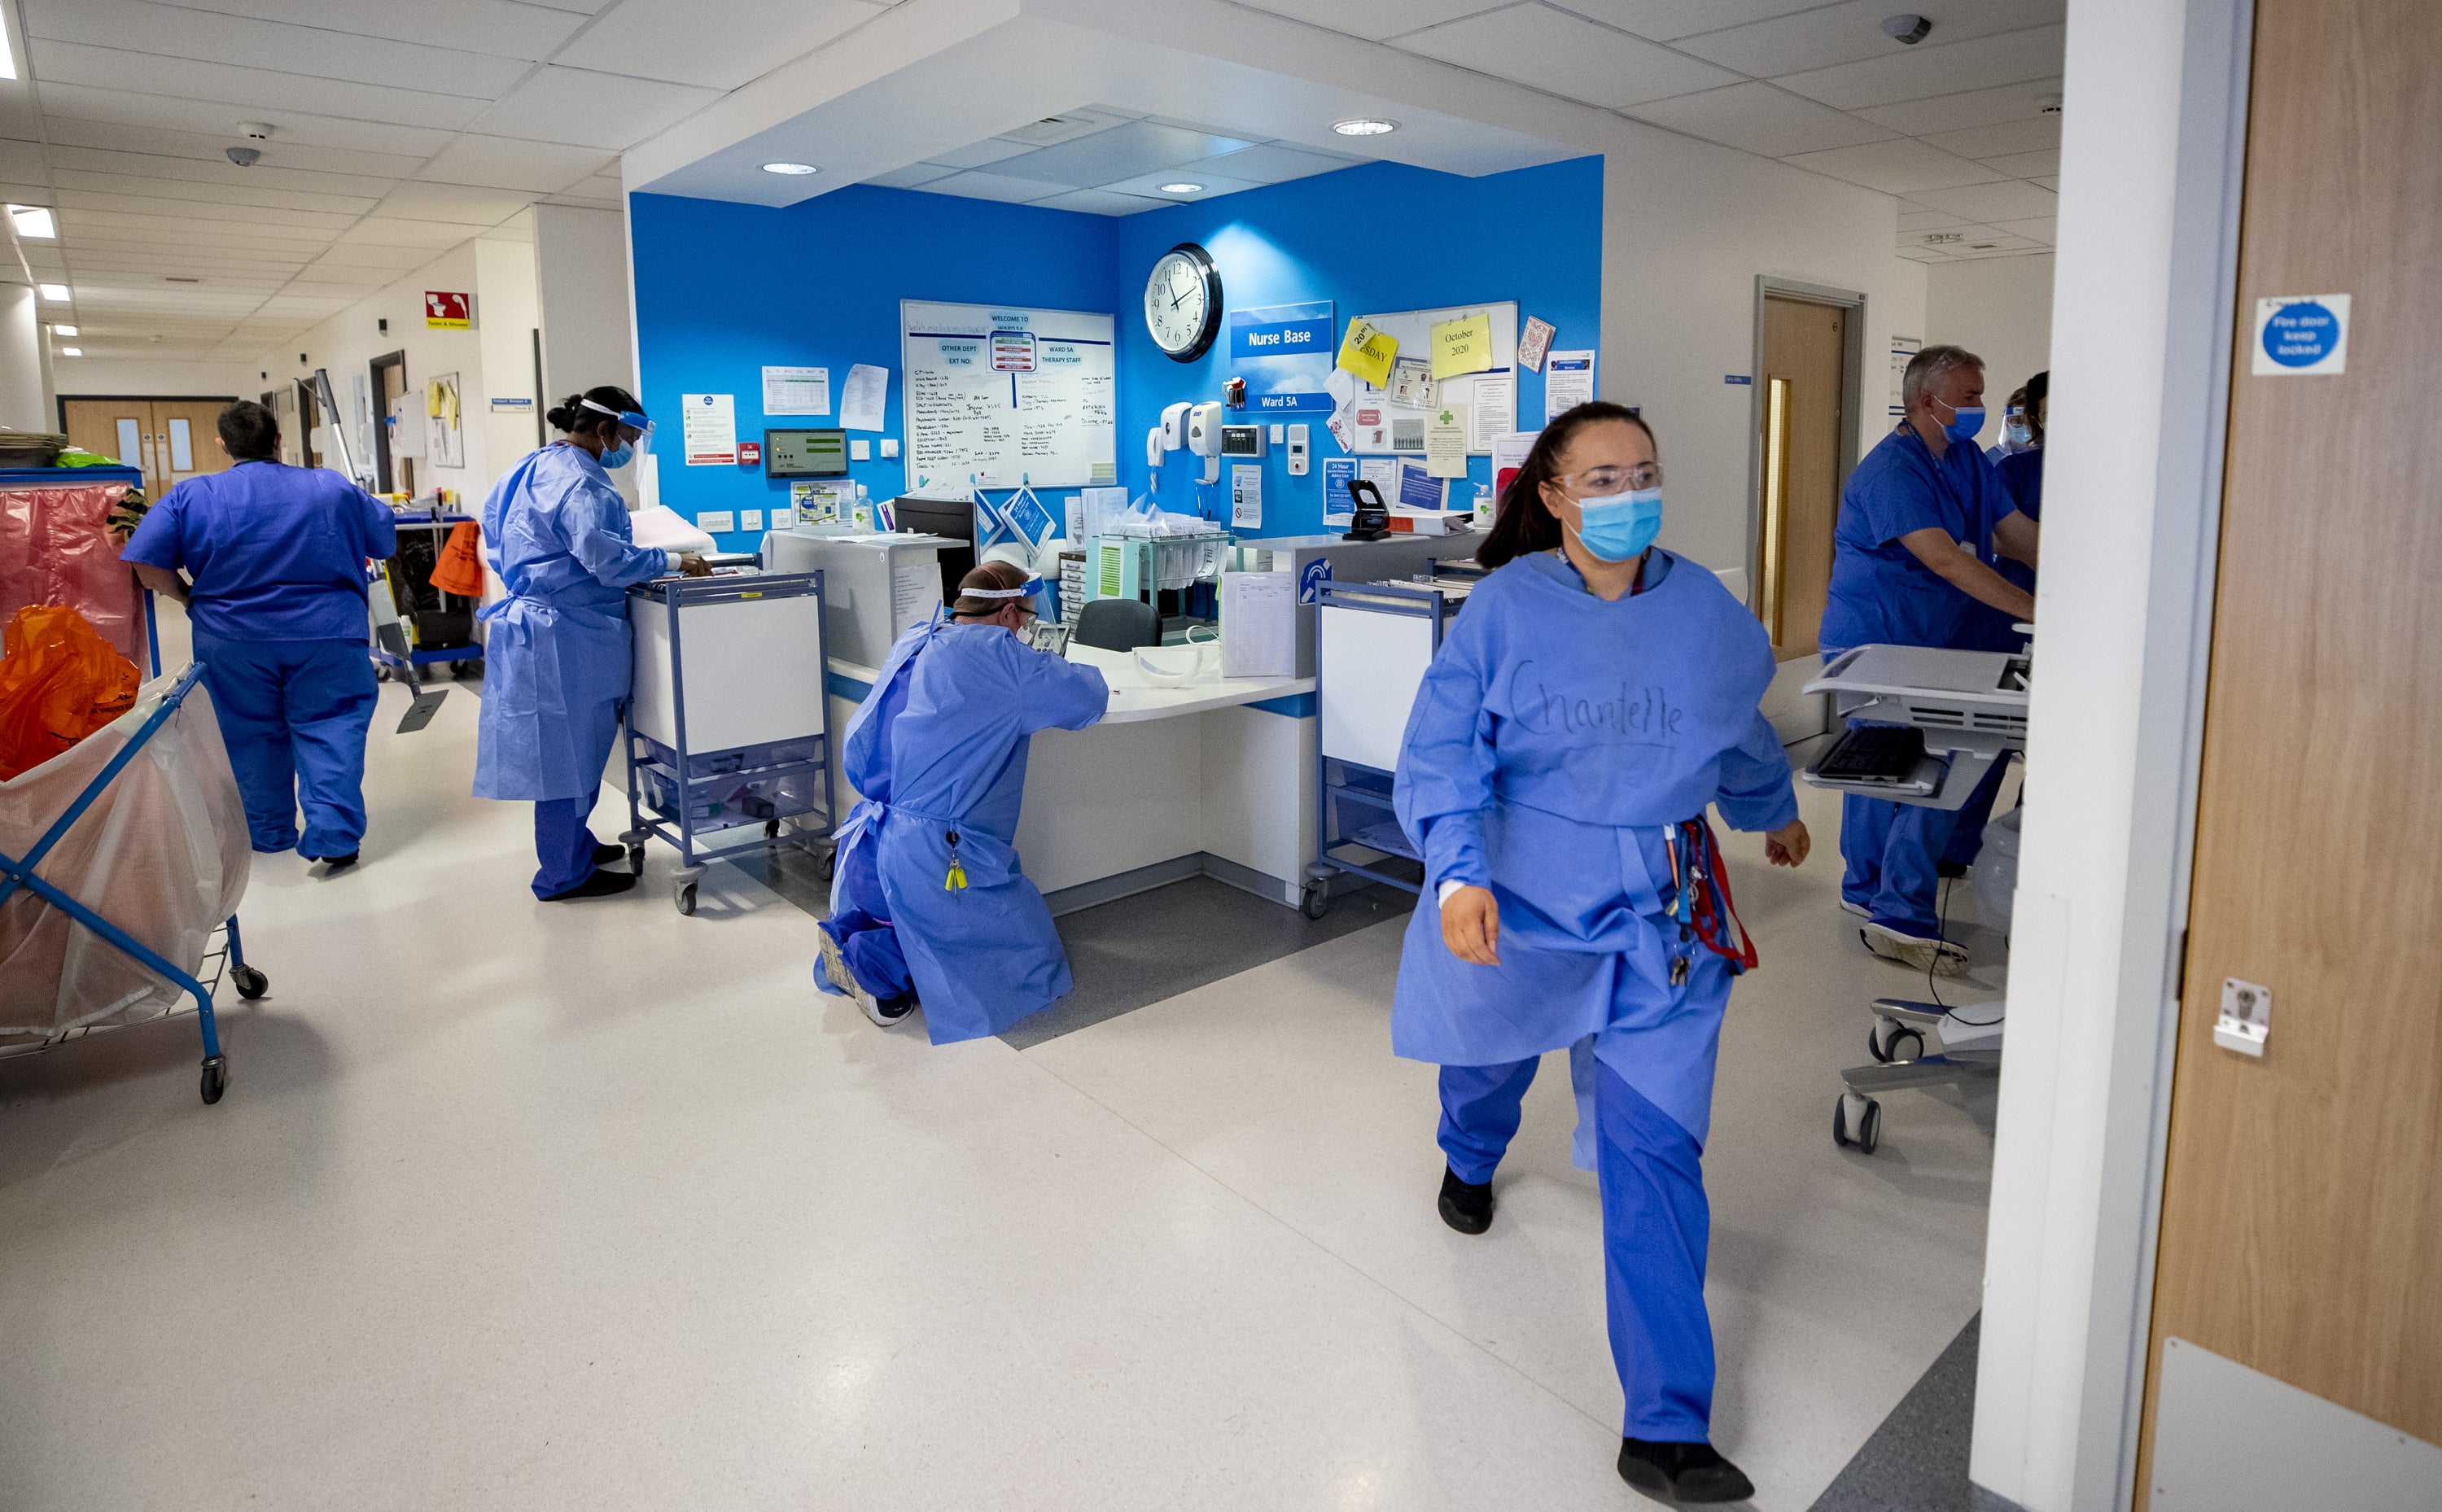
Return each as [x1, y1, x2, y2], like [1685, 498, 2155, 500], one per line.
[1187, 400, 1224, 483]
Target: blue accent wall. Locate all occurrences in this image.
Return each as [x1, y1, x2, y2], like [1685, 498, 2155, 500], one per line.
[629, 156, 1600, 548]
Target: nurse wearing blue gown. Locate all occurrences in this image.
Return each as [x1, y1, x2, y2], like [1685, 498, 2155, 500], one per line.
[124, 400, 396, 868]
[473, 387, 704, 901]
[1392, 401, 1810, 1504]
[815, 559, 1110, 1043]
[1818, 345, 2034, 972]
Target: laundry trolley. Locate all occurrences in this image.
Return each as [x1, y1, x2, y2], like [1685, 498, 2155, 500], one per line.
[622, 572, 838, 916]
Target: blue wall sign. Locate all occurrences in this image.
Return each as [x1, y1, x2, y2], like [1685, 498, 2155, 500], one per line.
[1321, 457, 1356, 525]
[1299, 557, 1333, 605]
[1229, 300, 1335, 415]
[1724, 374, 1753, 385]
[2252, 295, 2350, 375]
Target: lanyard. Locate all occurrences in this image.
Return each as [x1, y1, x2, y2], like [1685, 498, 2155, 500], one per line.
[1662, 816, 1759, 983]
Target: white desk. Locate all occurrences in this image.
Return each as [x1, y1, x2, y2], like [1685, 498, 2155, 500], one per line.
[823, 638, 1319, 911]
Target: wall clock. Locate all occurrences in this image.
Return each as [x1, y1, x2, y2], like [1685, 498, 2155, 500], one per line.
[1144, 243, 1222, 362]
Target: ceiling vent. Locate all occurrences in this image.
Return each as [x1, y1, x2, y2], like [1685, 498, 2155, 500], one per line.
[994, 113, 1114, 149]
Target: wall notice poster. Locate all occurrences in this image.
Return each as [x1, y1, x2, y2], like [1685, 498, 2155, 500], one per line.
[1424, 404, 1469, 479]
[1336, 317, 1398, 388]
[423, 291, 470, 329]
[424, 374, 463, 468]
[1230, 300, 1335, 416]
[1543, 351, 1595, 422]
[1429, 311, 1495, 381]
[682, 392, 737, 465]
[1517, 315, 1555, 374]
[1322, 457, 1357, 526]
[762, 365, 830, 416]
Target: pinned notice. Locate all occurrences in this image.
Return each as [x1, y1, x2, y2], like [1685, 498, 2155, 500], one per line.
[2252, 295, 2350, 376]
[1337, 317, 1398, 388]
[1424, 404, 1469, 479]
[1430, 311, 1494, 381]
[681, 392, 737, 466]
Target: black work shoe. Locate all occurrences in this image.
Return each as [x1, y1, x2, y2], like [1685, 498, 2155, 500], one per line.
[1617, 1438, 1753, 1503]
[593, 841, 628, 867]
[307, 852, 359, 872]
[542, 867, 638, 902]
[1438, 1165, 1494, 1235]
[1936, 859, 1970, 879]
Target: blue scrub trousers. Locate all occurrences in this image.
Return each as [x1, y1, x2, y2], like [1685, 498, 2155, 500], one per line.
[1842, 751, 2009, 932]
[532, 787, 606, 898]
[820, 907, 917, 1003]
[1438, 1053, 1715, 1440]
[190, 632, 376, 858]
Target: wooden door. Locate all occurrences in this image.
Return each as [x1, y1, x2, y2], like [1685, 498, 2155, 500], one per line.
[2138, 0, 2442, 1498]
[1757, 295, 1845, 657]
[60, 398, 235, 493]
[151, 400, 233, 487]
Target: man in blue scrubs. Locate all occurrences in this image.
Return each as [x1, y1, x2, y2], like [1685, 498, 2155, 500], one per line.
[124, 400, 397, 869]
[1819, 346, 2034, 972]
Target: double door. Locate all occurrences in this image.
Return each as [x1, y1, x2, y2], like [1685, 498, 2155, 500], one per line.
[60, 397, 236, 495]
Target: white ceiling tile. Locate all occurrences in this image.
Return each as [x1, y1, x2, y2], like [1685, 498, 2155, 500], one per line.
[29, 41, 490, 132]
[1849, 74, 2063, 134]
[339, 218, 484, 250]
[1988, 216, 2056, 242]
[1978, 148, 2059, 177]
[1025, 187, 1171, 216]
[467, 65, 721, 151]
[23, 0, 527, 99]
[1780, 138, 2006, 194]
[1624, 81, 1897, 157]
[2029, 174, 2058, 190]
[154, 0, 586, 61]
[1896, 245, 1950, 261]
[0, 140, 42, 180]
[374, 181, 536, 225]
[47, 169, 381, 216]
[1398, 3, 1744, 109]
[1227, 1, 1510, 42]
[416, 135, 612, 194]
[991, 122, 1255, 190]
[309, 243, 447, 269]
[1918, 114, 2059, 159]
[0, 180, 51, 206]
[925, 138, 1039, 171]
[1774, 24, 2065, 110]
[40, 117, 431, 178]
[861, 163, 959, 190]
[1200, 142, 1362, 186]
[60, 210, 336, 245]
[45, 145, 404, 199]
[1551, 0, 1829, 42]
[993, 109, 1136, 149]
[554, 0, 882, 90]
[1097, 170, 1263, 201]
[1904, 177, 2057, 221]
[1896, 208, 1960, 231]
[1670, 0, 2065, 76]
[31, 82, 457, 159]
[915, 170, 1061, 204]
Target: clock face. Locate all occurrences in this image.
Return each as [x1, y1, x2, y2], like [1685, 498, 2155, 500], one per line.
[1144, 243, 1221, 361]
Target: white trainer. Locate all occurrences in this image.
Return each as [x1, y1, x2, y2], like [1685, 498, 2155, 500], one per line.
[1860, 923, 1970, 977]
[819, 927, 914, 1027]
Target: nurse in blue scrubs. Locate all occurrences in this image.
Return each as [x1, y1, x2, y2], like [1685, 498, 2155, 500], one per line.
[816, 559, 1109, 1041]
[124, 400, 396, 869]
[1819, 345, 2034, 972]
[1393, 400, 1810, 1504]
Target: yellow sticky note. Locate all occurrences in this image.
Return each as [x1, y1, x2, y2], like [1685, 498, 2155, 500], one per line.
[1337, 317, 1398, 388]
[1431, 312, 1494, 381]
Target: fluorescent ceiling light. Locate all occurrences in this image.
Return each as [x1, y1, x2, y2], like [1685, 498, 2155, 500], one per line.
[1159, 182, 1204, 194]
[37, 282, 69, 301]
[0, 24, 15, 81]
[59, 347, 81, 356]
[10, 206, 56, 239]
[760, 161, 818, 175]
[52, 324, 77, 336]
[1332, 119, 1397, 136]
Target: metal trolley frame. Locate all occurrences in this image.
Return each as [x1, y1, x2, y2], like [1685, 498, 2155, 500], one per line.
[620, 573, 840, 916]
[1298, 577, 1464, 920]
[0, 663, 268, 1104]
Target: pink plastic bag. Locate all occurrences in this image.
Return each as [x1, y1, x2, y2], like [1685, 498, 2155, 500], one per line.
[0, 480, 145, 669]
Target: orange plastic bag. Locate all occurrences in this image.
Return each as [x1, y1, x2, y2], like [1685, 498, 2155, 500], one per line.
[0, 605, 142, 780]
[428, 519, 485, 598]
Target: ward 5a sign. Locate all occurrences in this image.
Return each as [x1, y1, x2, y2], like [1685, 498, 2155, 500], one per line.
[2252, 294, 2348, 375]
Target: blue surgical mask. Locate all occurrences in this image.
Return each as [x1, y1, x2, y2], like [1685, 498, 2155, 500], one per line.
[1941, 403, 1985, 444]
[1572, 487, 1663, 562]
[597, 443, 633, 470]
[2004, 417, 2033, 449]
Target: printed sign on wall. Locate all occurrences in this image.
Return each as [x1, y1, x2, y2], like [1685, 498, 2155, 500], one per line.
[2252, 295, 2350, 375]
[1231, 300, 1335, 415]
[424, 291, 470, 329]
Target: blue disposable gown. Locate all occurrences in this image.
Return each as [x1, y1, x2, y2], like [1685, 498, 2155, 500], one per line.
[1992, 447, 2044, 594]
[1820, 425, 2020, 655]
[472, 446, 667, 802]
[825, 621, 1109, 1043]
[1391, 550, 1799, 1143]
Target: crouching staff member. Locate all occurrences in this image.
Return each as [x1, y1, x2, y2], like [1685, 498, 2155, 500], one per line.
[816, 562, 1109, 1041]
[1391, 401, 1809, 1503]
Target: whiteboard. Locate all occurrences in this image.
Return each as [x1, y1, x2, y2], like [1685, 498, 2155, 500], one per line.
[1349, 300, 1519, 455]
[901, 299, 1118, 492]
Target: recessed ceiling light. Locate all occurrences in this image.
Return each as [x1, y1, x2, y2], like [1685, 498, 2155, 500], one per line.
[761, 161, 818, 176]
[37, 282, 68, 301]
[1333, 118, 1397, 137]
[52, 324, 77, 335]
[9, 205, 55, 238]
[59, 346, 81, 356]
[1159, 182, 1204, 195]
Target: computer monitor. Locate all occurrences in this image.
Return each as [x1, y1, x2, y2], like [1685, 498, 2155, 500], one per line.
[889, 496, 978, 603]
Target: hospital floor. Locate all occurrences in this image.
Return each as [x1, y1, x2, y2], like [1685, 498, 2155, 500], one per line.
[0, 625, 2004, 1511]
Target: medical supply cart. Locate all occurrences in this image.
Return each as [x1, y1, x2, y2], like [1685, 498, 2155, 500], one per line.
[622, 571, 838, 916]
[371, 508, 484, 680]
[0, 664, 268, 1104]
[1299, 574, 1473, 919]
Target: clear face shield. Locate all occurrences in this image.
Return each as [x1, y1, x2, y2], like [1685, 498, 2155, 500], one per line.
[580, 397, 654, 467]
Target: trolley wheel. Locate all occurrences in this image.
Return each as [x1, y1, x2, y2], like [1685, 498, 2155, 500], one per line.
[1889, 1028, 1926, 1063]
[675, 879, 698, 916]
[1833, 1092, 1881, 1154]
[451, 659, 470, 675]
[200, 1055, 228, 1105]
[1868, 1016, 1902, 1062]
[231, 964, 269, 1000]
[764, 819, 781, 840]
[819, 847, 838, 882]
[374, 666, 390, 683]
[1299, 878, 1331, 920]
[628, 844, 646, 874]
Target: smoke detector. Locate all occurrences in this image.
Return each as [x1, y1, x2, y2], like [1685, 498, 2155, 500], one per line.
[225, 146, 261, 167]
[239, 122, 273, 140]
[1880, 13, 1932, 44]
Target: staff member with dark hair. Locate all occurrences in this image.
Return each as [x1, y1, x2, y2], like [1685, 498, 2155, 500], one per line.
[816, 559, 1109, 1040]
[1392, 400, 1808, 1503]
[123, 399, 396, 868]
[474, 387, 703, 901]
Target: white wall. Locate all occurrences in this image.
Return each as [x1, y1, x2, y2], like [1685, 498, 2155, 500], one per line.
[534, 203, 635, 406]
[0, 281, 49, 430]
[53, 356, 258, 400]
[1928, 254, 2057, 450]
[1598, 128, 1928, 578]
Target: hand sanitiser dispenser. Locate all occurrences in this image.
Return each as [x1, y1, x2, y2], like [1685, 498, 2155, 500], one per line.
[1161, 402, 1195, 452]
[1187, 401, 1224, 483]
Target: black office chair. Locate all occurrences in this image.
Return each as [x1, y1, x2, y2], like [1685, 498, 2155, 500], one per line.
[1073, 598, 1161, 652]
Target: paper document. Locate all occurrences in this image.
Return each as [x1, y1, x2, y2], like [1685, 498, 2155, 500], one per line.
[1468, 376, 1513, 451]
[891, 562, 943, 635]
[1232, 463, 1263, 527]
[1359, 457, 1400, 508]
[1220, 571, 1297, 680]
[1398, 462, 1446, 512]
[681, 393, 737, 465]
[1323, 457, 1357, 525]
[1337, 317, 1398, 388]
[1390, 415, 1425, 452]
[841, 363, 889, 431]
[1389, 356, 1433, 410]
[1543, 352, 1595, 422]
[1518, 316, 1556, 374]
[1424, 404, 1470, 479]
[763, 365, 829, 416]
[1429, 312, 1494, 380]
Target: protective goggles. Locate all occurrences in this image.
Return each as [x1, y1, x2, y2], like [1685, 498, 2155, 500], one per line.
[580, 397, 654, 455]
